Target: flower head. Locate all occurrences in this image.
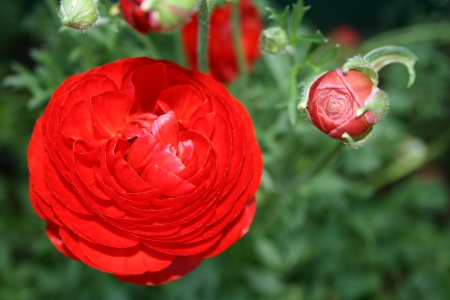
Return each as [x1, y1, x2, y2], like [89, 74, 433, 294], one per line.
[120, 0, 198, 33]
[28, 57, 262, 285]
[300, 68, 387, 141]
[181, 0, 263, 84]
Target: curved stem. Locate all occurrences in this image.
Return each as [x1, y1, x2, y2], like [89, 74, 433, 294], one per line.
[367, 127, 450, 191]
[282, 140, 345, 193]
[231, 0, 248, 76]
[126, 26, 160, 58]
[197, 0, 210, 74]
[300, 140, 345, 184]
[361, 22, 450, 52]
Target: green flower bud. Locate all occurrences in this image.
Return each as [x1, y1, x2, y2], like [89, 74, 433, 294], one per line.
[59, 0, 100, 31]
[260, 27, 288, 54]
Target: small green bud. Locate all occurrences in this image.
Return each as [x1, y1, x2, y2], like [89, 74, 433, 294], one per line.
[59, 0, 100, 31]
[260, 27, 288, 54]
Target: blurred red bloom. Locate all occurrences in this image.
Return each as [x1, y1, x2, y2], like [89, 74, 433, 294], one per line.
[28, 57, 262, 285]
[306, 68, 377, 139]
[182, 0, 263, 84]
[330, 25, 361, 47]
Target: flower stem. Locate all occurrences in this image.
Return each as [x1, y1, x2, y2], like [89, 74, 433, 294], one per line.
[125, 26, 160, 58]
[367, 127, 450, 191]
[282, 140, 345, 193]
[299, 140, 345, 184]
[231, 0, 248, 76]
[197, 0, 210, 74]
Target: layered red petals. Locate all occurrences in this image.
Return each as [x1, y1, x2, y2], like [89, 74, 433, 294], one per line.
[308, 69, 376, 139]
[181, 0, 263, 84]
[28, 57, 262, 285]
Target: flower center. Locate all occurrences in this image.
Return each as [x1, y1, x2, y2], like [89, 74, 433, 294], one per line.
[318, 90, 353, 121]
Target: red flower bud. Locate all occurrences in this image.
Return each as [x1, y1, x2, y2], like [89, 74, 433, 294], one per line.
[303, 68, 379, 140]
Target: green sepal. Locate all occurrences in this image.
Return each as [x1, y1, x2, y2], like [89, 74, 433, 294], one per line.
[356, 88, 389, 124]
[342, 127, 373, 149]
[297, 72, 326, 120]
[342, 55, 379, 86]
[364, 45, 418, 87]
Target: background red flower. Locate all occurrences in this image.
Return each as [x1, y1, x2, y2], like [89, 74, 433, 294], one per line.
[181, 0, 263, 84]
[28, 57, 262, 285]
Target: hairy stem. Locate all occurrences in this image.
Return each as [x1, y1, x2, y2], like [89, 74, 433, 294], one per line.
[282, 140, 345, 193]
[197, 0, 210, 73]
[231, 0, 248, 76]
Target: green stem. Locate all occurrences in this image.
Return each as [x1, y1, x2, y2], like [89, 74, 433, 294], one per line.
[300, 141, 345, 184]
[172, 29, 186, 67]
[367, 127, 450, 191]
[282, 141, 345, 193]
[197, 0, 210, 74]
[361, 22, 450, 52]
[126, 26, 160, 59]
[231, 0, 248, 76]
[45, 0, 59, 20]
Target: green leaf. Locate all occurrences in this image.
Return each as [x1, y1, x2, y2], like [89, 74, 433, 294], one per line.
[315, 44, 339, 66]
[364, 45, 418, 87]
[295, 31, 328, 44]
[342, 55, 379, 86]
[291, 0, 310, 35]
[266, 6, 289, 33]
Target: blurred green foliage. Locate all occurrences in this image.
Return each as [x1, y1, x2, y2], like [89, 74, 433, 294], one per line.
[1, 0, 450, 299]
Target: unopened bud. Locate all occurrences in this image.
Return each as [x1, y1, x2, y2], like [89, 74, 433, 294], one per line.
[59, 0, 100, 31]
[298, 68, 388, 148]
[120, 0, 198, 33]
[260, 27, 288, 54]
[298, 46, 417, 148]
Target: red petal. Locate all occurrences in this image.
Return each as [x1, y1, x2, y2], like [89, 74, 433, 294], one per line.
[58, 227, 110, 272]
[64, 209, 140, 248]
[78, 239, 174, 274]
[142, 164, 196, 197]
[46, 222, 79, 260]
[151, 113, 179, 148]
[115, 256, 203, 285]
[90, 91, 133, 139]
[157, 85, 204, 126]
[131, 63, 169, 113]
[126, 134, 160, 173]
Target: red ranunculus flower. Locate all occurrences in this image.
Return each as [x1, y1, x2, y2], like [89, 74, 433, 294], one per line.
[28, 57, 262, 285]
[182, 0, 263, 84]
[305, 68, 377, 139]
